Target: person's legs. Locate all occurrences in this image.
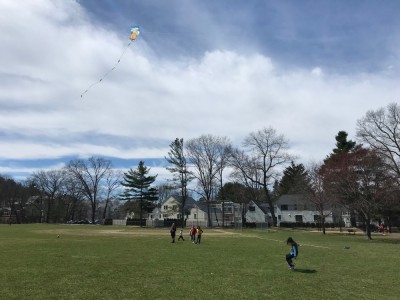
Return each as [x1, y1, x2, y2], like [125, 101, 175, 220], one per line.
[286, 254, 294, 268]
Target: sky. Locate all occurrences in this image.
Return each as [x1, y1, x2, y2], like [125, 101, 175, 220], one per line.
[1, 0, 399, 183]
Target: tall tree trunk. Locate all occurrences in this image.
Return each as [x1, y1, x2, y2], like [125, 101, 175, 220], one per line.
[102, 199, 109, 220]
[264, 188, 277, 226]
[365, 219, 372, 240]
[207, 202, 212, 227]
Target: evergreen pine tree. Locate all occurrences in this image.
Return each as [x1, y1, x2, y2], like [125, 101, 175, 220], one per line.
[120, 161, 158, 226]
[279, 162, 310, 195]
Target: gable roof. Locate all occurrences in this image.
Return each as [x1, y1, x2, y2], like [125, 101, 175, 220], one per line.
[161, 195, 198, 210]
[248, 200, 270, 214]
[276, 194, 309, 205]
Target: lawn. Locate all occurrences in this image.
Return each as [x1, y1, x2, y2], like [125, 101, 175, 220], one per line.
[0, 224, 399, 299]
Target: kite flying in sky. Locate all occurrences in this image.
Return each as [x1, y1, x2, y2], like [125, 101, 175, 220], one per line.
[80, 26, 141, 98]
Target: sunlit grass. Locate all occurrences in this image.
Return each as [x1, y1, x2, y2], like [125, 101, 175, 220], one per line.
[0, 224, 399, 299]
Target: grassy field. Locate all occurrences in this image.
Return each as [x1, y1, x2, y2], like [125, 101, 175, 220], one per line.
[0, 224, 399, 300]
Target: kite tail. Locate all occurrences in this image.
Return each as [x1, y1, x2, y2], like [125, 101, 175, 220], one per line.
[81, 41, 133, 98]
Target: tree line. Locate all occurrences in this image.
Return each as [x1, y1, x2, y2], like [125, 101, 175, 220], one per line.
[0, 103, 399, 238]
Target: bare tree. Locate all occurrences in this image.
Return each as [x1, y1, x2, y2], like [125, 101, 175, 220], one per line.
[62, 173, 86, 222]
[233, 127, 295, 226]
[30, 170, 65, 223]
[102, 169, 122, 221]
[186, 134, 231, 227]
[306, 162, 334, 234]
[357, 103, 400, 181]
[66, 157, 113, 223]
[230, 149, 264, 201]
[0, 175, 29, 223]
[157, 184, 175, 204]
[214, 139, 232, 227]
[165, 138, 194, 227]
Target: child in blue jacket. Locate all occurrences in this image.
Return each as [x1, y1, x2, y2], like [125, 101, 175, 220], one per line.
[286, 237, 299, 270]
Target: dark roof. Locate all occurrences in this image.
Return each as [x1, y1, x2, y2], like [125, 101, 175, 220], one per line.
[161, 196, 198, 209]
[277, 194, 312, 205]
[248, 200, 270, 214]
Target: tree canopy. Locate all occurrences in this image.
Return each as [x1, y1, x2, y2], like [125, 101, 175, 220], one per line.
[120, 161, 158, 224]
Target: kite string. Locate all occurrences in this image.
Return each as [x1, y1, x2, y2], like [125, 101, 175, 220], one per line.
[81, 40, 132, 98]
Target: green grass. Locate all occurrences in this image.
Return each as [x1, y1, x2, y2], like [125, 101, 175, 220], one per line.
[1, 224, 399, 299]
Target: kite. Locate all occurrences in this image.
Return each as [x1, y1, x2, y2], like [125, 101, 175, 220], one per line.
[80, 25, 141, 98]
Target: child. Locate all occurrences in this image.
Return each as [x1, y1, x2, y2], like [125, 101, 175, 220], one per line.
[189, 225, 197, 243]
[285, 237, 298, 270]
[196, 226, 203, 244]
[178, 229, 184, 241]
[170, 223, 176, 243]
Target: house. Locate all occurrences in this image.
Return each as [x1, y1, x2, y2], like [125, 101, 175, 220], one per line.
[245, 200, 271, 226]
[147, 197, 243, 228]
[275, 194, 334, 226]
[219, 201, 242, 227]
[147, 196, 209, 227]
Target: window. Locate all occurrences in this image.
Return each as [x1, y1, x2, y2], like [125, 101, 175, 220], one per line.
[314, 215, 321, 222]
[163, 205, 168, 210]
[173, 205, 177, 210]
[295, 215, 303, 222]
[281, 205, 288, 211]
[278, 215, 281, 221]
[249, 206, 255, 212]
[224, 206, 233, 213]
[194, 214, 197, 219]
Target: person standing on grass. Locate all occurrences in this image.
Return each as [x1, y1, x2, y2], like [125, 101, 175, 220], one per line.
[178, 228, 184, 241]
[190, 225, 197, 243]
[170, 223, 177, 243]
[285, 237, 298, 270]
[196, 226, 203, 244]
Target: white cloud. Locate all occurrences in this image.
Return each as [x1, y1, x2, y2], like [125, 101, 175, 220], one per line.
[311, 67, 323, 76]
[1, 0, 399, 178]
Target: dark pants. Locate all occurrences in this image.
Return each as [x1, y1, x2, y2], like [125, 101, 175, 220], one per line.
[286, 254, 295, 267]
[197, 235, 202, 244]
[171, 232, 176, 242]
[178, 235, 184, 241]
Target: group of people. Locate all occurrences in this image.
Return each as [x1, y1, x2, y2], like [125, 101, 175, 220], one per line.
[169, 223, 203, 244]
[189, 225, 203, 244]
[170, 223, 298, 270]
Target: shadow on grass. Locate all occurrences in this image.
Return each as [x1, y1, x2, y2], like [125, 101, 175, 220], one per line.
[293, 269, 317, 274]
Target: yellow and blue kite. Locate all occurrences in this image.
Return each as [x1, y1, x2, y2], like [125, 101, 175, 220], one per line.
[81, 25, 141, 98]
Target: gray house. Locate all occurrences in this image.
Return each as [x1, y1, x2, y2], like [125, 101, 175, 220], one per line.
[245, 200, 270, 225]
[275, 194, 334, 226]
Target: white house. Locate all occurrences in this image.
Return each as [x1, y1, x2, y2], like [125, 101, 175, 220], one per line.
[147, 197, 244, 228]
[245, 200, 270, 225]
[275, 194, 334, 226]
[147, 196, 209, 227]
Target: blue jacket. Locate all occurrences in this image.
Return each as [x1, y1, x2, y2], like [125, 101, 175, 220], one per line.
[290, 243, 299, 257]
